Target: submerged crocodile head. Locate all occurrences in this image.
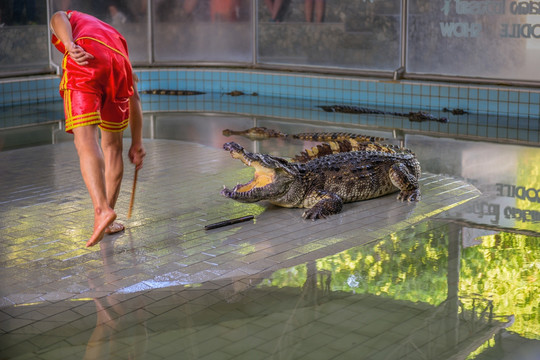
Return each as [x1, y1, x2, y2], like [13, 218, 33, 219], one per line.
[221, 142, 297, 204]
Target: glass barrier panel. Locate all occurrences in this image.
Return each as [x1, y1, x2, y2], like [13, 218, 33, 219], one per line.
[257, 0, 402, 71]
[0, 0, 50, 76]
[153, 0, 253, 63]
[48, 0, 149, 68]
[407, 0, 540, 81]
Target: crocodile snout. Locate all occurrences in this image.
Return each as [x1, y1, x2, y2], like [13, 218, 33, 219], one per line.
[223, 142, 244, 152]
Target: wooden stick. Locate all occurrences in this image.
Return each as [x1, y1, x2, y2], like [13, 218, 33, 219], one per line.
[127, 168, 139, 219]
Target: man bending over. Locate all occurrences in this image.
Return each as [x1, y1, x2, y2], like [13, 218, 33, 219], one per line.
[50, 10, 146, 247]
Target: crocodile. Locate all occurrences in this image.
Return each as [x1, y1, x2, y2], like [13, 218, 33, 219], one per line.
[222, 126, 287, 140]
[443, 107, 468, 115]
[222, 127, 390, 161]
[140, 89, 206, 95]
[220, 135, 421, 219]
[319, 105, 448, 123]
[223, 90, 259, 97]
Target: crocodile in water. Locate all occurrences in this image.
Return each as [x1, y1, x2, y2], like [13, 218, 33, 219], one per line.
[443, 107, 468, 115]
[319, 105, 448, 123]
[140, 89, 206, 95]
[223, 90, 259, 96]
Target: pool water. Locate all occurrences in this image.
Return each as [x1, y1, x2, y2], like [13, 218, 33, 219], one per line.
[0, 111, 538, 359]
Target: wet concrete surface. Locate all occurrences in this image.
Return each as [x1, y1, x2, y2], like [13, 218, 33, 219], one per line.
[0, 115, 538, 359]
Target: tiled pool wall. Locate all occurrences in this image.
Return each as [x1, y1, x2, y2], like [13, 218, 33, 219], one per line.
[1, 69, 539, 143]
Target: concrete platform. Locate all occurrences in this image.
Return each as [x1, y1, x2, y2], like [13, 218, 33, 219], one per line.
[0, 139, 479, 304]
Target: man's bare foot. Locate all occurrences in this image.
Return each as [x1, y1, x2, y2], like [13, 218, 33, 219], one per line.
[105, 221, 125, 235]
[86, 209, 116, 247]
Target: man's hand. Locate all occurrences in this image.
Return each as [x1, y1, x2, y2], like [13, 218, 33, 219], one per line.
[129, 143, 146, 170]
[66, 41, 94, 66]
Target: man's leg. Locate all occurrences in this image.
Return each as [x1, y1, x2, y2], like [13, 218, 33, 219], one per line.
[100, 130, 125, 234]
[72, 125, 117, 247]
[314, 0, 324, 23]
[305, 0, 313, 22]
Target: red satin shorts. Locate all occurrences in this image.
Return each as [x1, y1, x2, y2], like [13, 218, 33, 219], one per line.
[60, 39, 132, 133]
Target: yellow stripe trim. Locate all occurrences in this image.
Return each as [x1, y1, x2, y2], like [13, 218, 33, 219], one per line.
[60, 57, 69, 90]
[69, 113, 100, 121]
[66, 111, 101, 130]
[76, 36, 129, 62]
[99, 119, 129, 131]
[101, 119, 129, 126]
[67, 116, 101, 125]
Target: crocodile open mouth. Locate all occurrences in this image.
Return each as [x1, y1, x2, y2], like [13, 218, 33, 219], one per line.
[220, 142, 273, 199]
[222, 142, 277, 196]
[221, 141, 295, 202]
[232, 169, 275, 193]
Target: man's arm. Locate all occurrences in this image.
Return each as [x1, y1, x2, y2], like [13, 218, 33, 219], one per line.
[50, 11, 94, 65]
[128, 73, 146, 170]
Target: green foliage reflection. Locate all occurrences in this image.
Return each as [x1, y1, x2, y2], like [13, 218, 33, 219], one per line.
[263, 221, 539, 340]
[460, 232, 539, 340]
[265, 221, 450, 306]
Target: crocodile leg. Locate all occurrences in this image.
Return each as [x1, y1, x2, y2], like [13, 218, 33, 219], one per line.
[302, 191, 343, 220]
[389, 163, 421, 202]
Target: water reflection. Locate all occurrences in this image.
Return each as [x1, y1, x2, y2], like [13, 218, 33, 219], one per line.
[1, 225, 537, 359]
[263, 220, 539, 358]
[84, 233, 149, 359]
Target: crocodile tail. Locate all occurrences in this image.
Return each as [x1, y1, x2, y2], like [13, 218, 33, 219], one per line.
[293, 141, 351, 162]
[292, 139, 403, 162]
[291, 132, 386, 143]
[319, 105, 387, 114]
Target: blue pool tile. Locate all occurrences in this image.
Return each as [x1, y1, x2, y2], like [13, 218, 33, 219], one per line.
[358, 81, 367, 91]
[458, 99, 468, 109]
[439, 86, 448, 97]
[508, 103, 518, 115]
[478, 89, 488, 100]
[447, 98, 458, 109]
[488, 100, 499, 113]
[478, 100, 488, 112]
[509, 91, 519, 102]
[402, 84, 411, 95]
[498, 102, 509, 114]
[530, 104, 539, 116]
[519, 92, 529, 103]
